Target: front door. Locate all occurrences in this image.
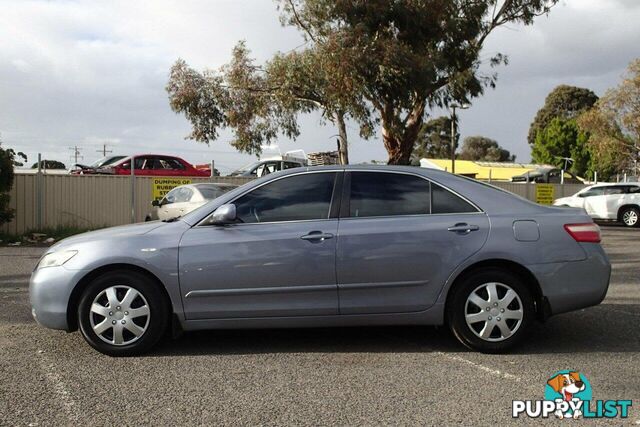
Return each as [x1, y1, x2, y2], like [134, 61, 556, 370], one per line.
[336, 172, 489, 314]
[179, 171, 340, 319]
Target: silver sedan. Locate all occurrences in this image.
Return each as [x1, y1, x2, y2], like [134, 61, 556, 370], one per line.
[30, 166, 610, 356]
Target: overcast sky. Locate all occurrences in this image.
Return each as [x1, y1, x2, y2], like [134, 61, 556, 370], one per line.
[1, 0, 639, 172]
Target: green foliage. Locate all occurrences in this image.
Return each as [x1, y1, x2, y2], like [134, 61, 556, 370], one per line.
[528, 85, 598, 146]
[410, 116, 457, 164]
[31, 160, 66, 170]
[578, 59, 640, 179]
[0, 142, 26, 226]
[168, 1, 558, 165]
[459, 136, 515, 161]
[279, 0, 558, 164]
[531, 118, 591, 177]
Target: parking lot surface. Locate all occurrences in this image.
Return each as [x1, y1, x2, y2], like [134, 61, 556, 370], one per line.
[1, 226, 639, 425]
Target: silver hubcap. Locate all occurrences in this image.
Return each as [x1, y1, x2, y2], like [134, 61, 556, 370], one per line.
[89, 286, 150, 346]
[623, 210, 638, 226]
[465, 282, 523, 342]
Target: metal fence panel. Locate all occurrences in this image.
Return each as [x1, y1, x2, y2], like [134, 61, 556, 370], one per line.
[0, 173, 588, 235]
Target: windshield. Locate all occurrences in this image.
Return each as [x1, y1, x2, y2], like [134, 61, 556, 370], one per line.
[90, 156, 126, 168]
[198, 185, 237, 200]
[230, 161, 260, 176]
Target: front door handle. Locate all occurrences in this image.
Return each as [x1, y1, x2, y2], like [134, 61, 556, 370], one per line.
[447, 223, 480, 234]
[300, 231, 334, 242]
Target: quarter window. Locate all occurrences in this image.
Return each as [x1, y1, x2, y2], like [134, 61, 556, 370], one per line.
[234, 173, 336, 223]
[431, 183, 478, 214]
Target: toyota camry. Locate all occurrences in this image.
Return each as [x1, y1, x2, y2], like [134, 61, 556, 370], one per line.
[30, 166, 611, 356]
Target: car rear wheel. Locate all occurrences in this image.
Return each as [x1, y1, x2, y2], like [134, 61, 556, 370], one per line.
[620, 207, 640, 228]
[447, 268, 535, 353]
[78, 270, 169, 356]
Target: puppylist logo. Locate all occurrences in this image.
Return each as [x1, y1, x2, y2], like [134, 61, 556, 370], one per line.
[512, 370, 632, 419]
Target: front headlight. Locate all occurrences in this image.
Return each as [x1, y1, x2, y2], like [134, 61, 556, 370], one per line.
[37, 250, 78, 269]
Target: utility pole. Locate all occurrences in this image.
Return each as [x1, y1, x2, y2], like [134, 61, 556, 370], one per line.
[450, 103, 470, 174]
[69, 146, 83, 164]
[97, 144, 112, 157]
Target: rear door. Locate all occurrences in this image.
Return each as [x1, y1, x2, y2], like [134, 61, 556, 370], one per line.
[336, 171, 489, 314]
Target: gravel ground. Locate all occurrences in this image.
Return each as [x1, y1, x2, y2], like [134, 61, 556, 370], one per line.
[1, 225, 638, 426]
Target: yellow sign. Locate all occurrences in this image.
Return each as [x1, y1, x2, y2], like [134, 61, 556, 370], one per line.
[152, 178, 192, 201]
[535, 184, 555, 205]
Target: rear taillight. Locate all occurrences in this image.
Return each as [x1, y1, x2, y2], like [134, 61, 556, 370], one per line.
[564, 223, 601, 243]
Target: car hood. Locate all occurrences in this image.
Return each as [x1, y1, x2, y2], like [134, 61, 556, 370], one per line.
[50, 221, 171, 251]
[553, 196, 573, 205]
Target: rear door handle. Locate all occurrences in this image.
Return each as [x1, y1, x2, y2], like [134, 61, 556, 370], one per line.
[300, 231, 334, 242]
[447, 223, 480, 234]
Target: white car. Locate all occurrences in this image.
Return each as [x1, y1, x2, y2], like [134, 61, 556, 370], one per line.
[553, 183, 640, 227]
[148, 183, 237, 221]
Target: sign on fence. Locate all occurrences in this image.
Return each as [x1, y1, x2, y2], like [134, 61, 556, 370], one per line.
[535, 184, 555, 205]
[152, 178, 192, 200]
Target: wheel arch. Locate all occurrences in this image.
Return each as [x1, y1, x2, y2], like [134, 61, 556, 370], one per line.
[444, 259, 548, 322]
[617, 204, 640, 221]
[66, 263, 173, 332]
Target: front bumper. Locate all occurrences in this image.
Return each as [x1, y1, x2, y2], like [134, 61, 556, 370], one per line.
[527, 243, 611, 316]
[29, 266, 86, 331]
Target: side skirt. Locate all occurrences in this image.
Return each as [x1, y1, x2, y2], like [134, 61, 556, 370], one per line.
[180, 303, 445, 331]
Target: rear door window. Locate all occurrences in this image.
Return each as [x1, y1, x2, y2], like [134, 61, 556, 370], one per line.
[348, 172, 430, 218]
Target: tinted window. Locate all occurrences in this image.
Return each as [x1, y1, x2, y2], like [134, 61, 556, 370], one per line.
[198, 186, 234, 200]
[234, 173, 335, 223]
[605, 186, 627, 195]
[283, 161, 302, 170]
[349, 172, 430, 218]
[431, 183, 478, 214]
[629, 186, 640, 194]
[580, 187, 605, 197]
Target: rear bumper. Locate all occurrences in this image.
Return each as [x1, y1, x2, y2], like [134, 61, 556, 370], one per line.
[527, 243, 611, 316]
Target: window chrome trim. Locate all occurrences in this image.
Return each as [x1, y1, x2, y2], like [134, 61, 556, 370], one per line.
[195, 169, 340, 227]
[195, 168, 485, 227]
[344, 169, 483, 219]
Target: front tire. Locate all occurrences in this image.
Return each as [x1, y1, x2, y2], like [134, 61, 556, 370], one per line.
[447, 268, 535, 353]
[620, 206, 640, 228]
[77, 270, 169, 356]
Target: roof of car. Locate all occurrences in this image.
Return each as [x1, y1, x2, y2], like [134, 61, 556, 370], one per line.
[587, 182, 640, 187]
[192, 182, 238, 188]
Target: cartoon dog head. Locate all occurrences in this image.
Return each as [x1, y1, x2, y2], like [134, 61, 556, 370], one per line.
[547, 372, 585, 401]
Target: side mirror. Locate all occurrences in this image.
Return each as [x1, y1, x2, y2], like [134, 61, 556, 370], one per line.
[151, 199, 160, 207]
[208, 204, 237, 225]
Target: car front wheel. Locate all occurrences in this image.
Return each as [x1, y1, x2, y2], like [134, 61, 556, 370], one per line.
[77, 270, 169, 356]
[447, 268, 535, 353]
[620, 206, 640, 228]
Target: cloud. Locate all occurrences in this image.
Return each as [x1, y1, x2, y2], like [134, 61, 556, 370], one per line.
[0, 0, 638, 169]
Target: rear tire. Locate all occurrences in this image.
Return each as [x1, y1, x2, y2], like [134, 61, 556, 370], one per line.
[447, 268, 535, 353]
[620, 206, 640, 228]
[77, 270, 169, 356]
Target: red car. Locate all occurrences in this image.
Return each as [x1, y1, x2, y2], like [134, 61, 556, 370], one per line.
[88, 154, 211, 177]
